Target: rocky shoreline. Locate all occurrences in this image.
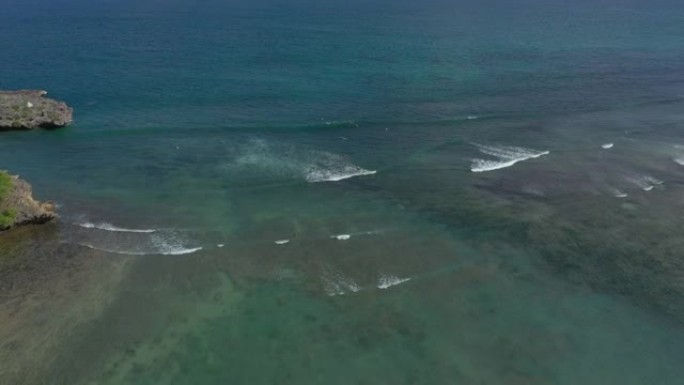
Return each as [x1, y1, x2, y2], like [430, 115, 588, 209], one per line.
[0, 90, 68, 231]
[0, 171, 56, 231]
[0, 90, 73, 130]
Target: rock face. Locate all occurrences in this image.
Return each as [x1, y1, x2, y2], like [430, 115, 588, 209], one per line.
[0, 171, 56, 231]
[0, 90, 73, 130]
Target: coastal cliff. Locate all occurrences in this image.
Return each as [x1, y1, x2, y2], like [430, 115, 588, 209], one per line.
[0, 90, 73, 130]
[0, 171, 56, 231]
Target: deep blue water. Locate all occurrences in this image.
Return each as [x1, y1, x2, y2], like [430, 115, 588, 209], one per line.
[2, 0, 684, 384]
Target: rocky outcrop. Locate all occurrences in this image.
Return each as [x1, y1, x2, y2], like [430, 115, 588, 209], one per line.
[0, 171, 56, 231]
[0, 90, 73, 130]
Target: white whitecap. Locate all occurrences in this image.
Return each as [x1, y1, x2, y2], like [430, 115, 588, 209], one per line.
[217, 244, 225, 248]
[470, 144, 549, 173]
[77, 222, 156, 233]
[377, 275, 411, 289]
[78, 243, 202, 256]
[602, 143, 614, 149]
[275, 239, 290, 245]
[636, 181, 653, 191]
[305, 167, 376, 183]
[626, 175, 661, 191]
[158, 246, 203, 255]
[322, 270, 361, 296]
[230, 138, 376, 183]
[672, 145, 684, 165]
[611, 189, 628, 198]
[149, 235, 203, 255]
[332, 234, 351, 241]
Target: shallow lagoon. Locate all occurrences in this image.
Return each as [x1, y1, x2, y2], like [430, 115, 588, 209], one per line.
[2, 0, 684, 383]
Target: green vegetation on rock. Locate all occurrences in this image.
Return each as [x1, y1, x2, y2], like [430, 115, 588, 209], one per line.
[0, 171, 12, 200]
[0, 209, 16, 229]
[0, 171, 15, 228]
[0, 171, 56, 231]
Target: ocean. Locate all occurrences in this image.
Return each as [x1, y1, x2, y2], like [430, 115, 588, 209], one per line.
[2, 0, 684, 383]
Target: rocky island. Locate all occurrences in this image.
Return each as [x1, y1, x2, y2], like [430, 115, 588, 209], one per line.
[0, 171, 56, 231]
[0, 90, 67, 230]
[0, 90, 73, 130]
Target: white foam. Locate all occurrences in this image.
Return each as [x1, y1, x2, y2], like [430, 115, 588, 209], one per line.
[626, 175, 662, 191]
[629, 178, 652, 191]
[602, 143, 614, 149]
[77, 222, 156, 233]
[231, 138, 376, 183]
[377, 275, 411, 289]
[323, 274, 361, 296]
[323, 120, 356, 127]
[158, 246, 203, 255]
[217, 244, 225, 248]
[332, 234, 351, 240]
[78, 243, 147, 255]
[275, 239, 290, 245]
[321, 266, 362, 296]
[78, 243, 202, 256]
[611, 189, 628, 198]
[673, 145, 684, 165]
[466, 115, 479, 120]
[470, 158, 519, 172]
[305, 167, 376, 183]
[150, 235, 203, 255]
[470, 144, 549, 173]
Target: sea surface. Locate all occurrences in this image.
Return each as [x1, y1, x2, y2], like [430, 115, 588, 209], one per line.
[2, 0, 684, 384]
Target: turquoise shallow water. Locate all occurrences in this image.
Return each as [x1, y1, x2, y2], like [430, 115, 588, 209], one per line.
[2, 0, 684, 384]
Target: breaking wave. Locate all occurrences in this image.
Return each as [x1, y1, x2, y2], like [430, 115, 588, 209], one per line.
[230, 138, 376, 183]
[305, 167, 376, 183]
[69, 225, 202, 256]
[322, 268, 361, 296]
[377, 275, 411, 289]
[611, 189, 628, 198]
[672, 145, 684, 165]
[77, 222, 157, 233]
[626, 175, 663, 191]
[78, 243, 202, 256]
[471, 144, 549, 173]
[322, 120, 358, 128]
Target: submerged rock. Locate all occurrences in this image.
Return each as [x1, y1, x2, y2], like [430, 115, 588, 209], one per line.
[0, 171, 56, 231]
[0, 90, 73, 130]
